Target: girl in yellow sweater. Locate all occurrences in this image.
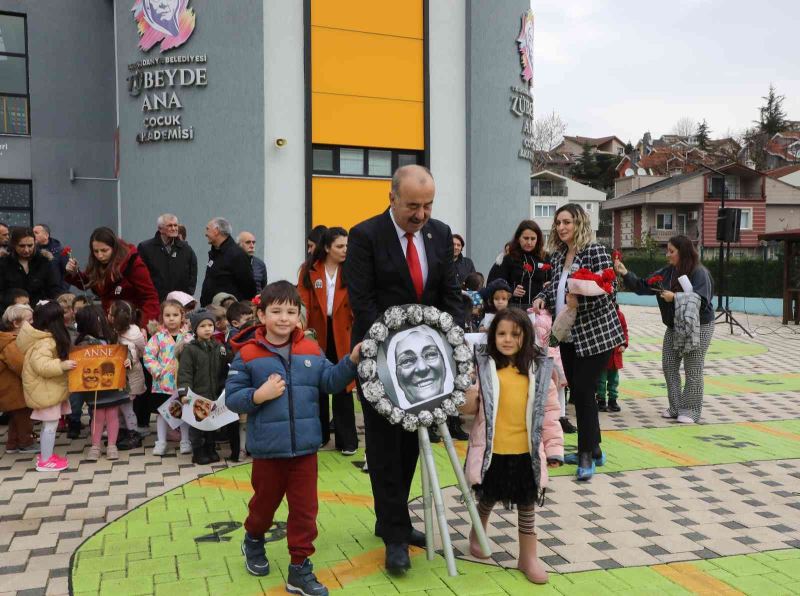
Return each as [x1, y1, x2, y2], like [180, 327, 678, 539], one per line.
[462, 308, 553, 584]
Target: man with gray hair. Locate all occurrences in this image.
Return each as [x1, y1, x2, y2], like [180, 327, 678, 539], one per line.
[237, 231, 268, 293]
[200, 217, 256, 306]
[138, 213, 198, 301]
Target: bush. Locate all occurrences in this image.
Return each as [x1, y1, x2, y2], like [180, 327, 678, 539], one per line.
[619, 254, 783, 298]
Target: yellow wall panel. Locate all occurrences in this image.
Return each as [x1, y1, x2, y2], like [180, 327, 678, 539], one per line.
[312, 177, 391, 231]
[312, 92, 423, 149]
[311, 27, 423, 102]
[311, 0, 423, 39]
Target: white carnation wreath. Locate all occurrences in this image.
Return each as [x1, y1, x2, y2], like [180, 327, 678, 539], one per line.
[357, 304, 472, 431]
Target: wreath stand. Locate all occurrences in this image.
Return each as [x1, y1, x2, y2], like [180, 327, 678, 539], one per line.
[417, 423, 491, 576]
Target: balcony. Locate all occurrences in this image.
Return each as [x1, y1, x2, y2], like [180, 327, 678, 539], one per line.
[649, 226, 700, 243]
[705, 191, 763, 200]
[531, 180, 568, 197]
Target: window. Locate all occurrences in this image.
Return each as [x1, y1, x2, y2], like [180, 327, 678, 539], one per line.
[0, 180, 32, 226]
[739, 208, 752, 230]
[311, 145, 424, 178]
[656, 211, 673, 230]
[585, 203, 593, 212]
[339, 148, 364, 176]
[534, 203, 557, 218]
[0, 12, 28, 135]
[368, 150, 391, 177]
[312, 148, 334, 173]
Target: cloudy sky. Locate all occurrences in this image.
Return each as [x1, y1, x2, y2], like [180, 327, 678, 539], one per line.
[532, 0, 800, 145]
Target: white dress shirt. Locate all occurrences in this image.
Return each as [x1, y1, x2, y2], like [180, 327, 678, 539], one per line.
[389, 209, 429, 286]
[325, 266, 337, 316]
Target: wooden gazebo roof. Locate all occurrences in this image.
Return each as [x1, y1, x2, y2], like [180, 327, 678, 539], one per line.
[759, 229, 800, 242]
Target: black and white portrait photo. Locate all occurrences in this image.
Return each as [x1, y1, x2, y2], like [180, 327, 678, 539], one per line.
[377, 324, 456, 412]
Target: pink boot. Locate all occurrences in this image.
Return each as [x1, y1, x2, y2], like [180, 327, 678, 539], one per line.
[517, 532, 548, 584]
[468, 514, 492, 559]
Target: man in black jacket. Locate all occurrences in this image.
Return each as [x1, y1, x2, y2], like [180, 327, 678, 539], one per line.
[200, 217, 256, 306]
[33, 224, 70, 291]
[138, 213, 198, 301]
[344, 165, 463, 575]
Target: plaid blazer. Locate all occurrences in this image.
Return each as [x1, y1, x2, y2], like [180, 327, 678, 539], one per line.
[536, 243, 624, 357]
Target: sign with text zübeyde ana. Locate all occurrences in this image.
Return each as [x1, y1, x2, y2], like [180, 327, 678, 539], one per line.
[127, 0, 207, 145]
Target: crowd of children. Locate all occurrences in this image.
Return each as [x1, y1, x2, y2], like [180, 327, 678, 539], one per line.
[0, 264, 632, 593]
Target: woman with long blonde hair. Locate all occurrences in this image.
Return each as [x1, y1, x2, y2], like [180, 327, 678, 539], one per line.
[532, 203, 624, 481]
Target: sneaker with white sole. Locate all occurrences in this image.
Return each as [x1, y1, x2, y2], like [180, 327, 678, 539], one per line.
[87, 445, 101, 460]
[106, 445, 119, 460]
[18, 444, 39, 454]
[242, 534, 270, 576]
[661, 408, 677, 419]
[36, 454, 68, 472]
[137, 426, 152, 437]
[179, 440, 193, 454]
[676, 415, 695, 424]
[287, 559, 328, 596]
[152, 441, 167, 456]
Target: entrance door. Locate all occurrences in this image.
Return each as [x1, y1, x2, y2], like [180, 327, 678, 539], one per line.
[677, 214, 687, 235]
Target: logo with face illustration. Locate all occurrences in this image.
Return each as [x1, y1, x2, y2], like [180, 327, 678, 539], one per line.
[516, 10, 535, 85]
[131, 0, 196, 53]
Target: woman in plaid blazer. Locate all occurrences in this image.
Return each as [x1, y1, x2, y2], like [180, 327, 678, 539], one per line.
[532, 204, 624, 481]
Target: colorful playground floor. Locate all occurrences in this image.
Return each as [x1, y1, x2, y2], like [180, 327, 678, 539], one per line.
[1, 306, 800, 595]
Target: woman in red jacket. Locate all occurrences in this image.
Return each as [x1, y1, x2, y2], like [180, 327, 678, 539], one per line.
[297, 226, 357, 455]
[65, 227, 160, 328]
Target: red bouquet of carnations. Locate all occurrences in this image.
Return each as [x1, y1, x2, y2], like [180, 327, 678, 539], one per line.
[646, 274, 665, 292]
[60, 246, 73, 260]
[552, 267, 616, 342]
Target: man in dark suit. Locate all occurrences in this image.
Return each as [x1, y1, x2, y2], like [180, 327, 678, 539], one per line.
[345, 165, 463, 575]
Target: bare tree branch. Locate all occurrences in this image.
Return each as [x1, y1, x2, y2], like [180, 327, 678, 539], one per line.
[671, 116, 696, 138]
[530, 111, 567, 172]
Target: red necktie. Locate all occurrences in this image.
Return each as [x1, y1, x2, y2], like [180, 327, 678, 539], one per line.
[405, 232, 424, 301]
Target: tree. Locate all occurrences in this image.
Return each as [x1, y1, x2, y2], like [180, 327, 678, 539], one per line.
[530, 111, 567, 172]
[671, 116, 696, 138]
[755, 84, 788, 136]
[625, 140, 634, 154]
[571, 143, 600, 183]
[696, 120, 711, 150]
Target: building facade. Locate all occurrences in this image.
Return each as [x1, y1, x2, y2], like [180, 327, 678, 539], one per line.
[530, 170, 606, 243]
[0, 0, 535, 285]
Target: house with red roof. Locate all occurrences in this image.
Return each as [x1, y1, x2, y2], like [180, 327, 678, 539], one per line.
[602, 163, 800, 257]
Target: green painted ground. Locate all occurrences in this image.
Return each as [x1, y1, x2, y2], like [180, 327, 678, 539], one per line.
[625, 338, 768, 363]
[619, 373, 800, 399]
[71, 418, 800, 595]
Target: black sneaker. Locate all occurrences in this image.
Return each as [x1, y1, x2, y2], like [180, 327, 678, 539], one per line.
[192, 448, 212, 465]
[597, 398, 608, 412]
[559, 417, 577, 434]
[117, 430, 142, 451]
[67, 421, 81, 440]
[241, 534, 270, 576]
[287, 559, 328, 596]
[608, 399, 621, 412]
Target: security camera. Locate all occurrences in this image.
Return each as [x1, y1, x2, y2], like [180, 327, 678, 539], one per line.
[275, 138, 287, 148]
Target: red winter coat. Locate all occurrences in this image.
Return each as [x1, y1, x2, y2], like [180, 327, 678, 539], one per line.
[66, 244, 160, 328]
[607, 308, 628, 370]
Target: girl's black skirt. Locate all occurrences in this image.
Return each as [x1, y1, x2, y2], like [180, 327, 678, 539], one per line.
[473, 453, 539, 509]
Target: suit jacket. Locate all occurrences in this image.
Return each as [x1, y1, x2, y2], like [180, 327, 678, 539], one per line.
[345, 210, 464, 349]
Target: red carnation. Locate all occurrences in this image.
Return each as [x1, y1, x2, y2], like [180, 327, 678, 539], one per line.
[611, 249, 622, 261]
[60, 246, 72, 258]
[570, 268, 596, 281]
[522, 262, 534, 273]
[541, 263, 552, 271]
[252, 294, 261, 307]
[646, 275, 664, 286]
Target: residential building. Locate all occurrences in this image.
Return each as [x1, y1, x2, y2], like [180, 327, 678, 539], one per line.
[531, 170, 607, 243]
[554, 135, 626, 157]
[768, 164, 800, 188]
[601, 163, 800, 257]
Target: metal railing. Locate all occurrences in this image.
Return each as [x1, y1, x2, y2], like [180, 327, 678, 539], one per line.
[705, 191, 762, 200]
[531, 186, 568, 197]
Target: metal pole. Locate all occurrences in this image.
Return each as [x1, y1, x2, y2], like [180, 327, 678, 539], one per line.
[418, 427, 457, 577]
[437, 422, 491, 558]
[418, 441, 436, 561]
